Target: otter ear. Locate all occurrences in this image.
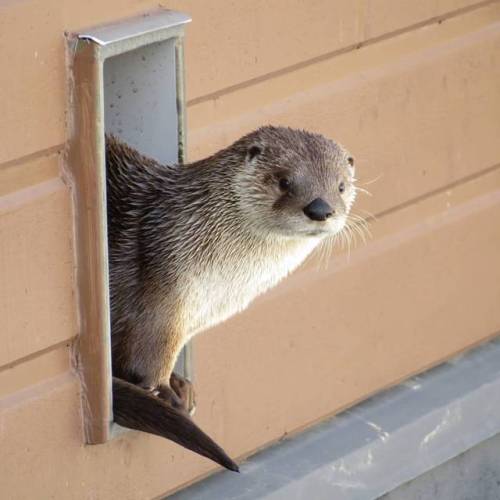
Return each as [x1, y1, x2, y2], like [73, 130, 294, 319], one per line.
[347, 156, 355, 176]
[246, 144, 263, 163]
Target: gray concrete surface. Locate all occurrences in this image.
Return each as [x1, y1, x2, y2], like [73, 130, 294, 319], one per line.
[380, 431, 500, 500]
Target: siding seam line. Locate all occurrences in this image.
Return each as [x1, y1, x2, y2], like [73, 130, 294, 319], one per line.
[0, 145, 63, 171]
[374, 161, 500, 221]
[0, 338, 75, 374]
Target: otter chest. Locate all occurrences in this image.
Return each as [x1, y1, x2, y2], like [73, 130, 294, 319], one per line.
[181, 238, 319, 336]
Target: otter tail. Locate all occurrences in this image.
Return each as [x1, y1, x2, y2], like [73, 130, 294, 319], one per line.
[112, 377, 239, 472]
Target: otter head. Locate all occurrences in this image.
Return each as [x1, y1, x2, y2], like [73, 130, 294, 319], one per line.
[234, 126, 356, 239]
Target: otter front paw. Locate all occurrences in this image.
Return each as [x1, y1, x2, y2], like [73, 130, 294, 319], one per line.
[171, 372, 196, 416]
[157, 373, 196, 415]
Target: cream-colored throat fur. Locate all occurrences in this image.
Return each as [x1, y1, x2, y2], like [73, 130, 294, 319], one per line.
[181, 236, 321, 336]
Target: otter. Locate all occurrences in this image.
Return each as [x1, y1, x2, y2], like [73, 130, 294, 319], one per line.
[107, 126, 357, 472]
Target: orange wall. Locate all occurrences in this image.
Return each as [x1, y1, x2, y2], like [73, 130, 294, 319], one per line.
[1, 1, 500, 498]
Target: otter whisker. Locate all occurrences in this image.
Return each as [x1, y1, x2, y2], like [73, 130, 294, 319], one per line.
[344, 214, 371, 247]
[340, 227, 349, 253]
[322, 235, 336, 270]
[345, 220, 362, 246]
[352, 221, 368, 245]
[315, 238, 330, 271]
[317, 237, 332, 271]
[321, 235, 333, 268]
[327, 235, 336, 262]
[356, 173, 383, 187]
[352, 210, 377, 229]
[355, 186, 372, 197]
[348, 212, 374, 233]
[341, 224, 353, 260]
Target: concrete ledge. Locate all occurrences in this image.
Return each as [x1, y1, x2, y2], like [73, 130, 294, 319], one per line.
[170, 335, 500, 499]
[380, 431, 500, 499]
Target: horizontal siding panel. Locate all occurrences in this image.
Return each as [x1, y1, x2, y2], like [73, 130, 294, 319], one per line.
[0, 344, 70, 399]
[193, 166, 500, 462]
[0, 0, 486, 164]
[0, 178, 76, 368]
[0, 377, 87, 498]
[0, 0, 65, 165]
[0, 152, 60, 197]
[188, 4, 500, 218]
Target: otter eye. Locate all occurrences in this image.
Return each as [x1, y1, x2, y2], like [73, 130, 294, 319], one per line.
[347, 157, 354, 166]
[279, 178, 291, 191]
[339, 182, 345, 193]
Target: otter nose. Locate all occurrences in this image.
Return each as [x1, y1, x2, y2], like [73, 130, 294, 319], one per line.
[303, 198, 334, 221]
